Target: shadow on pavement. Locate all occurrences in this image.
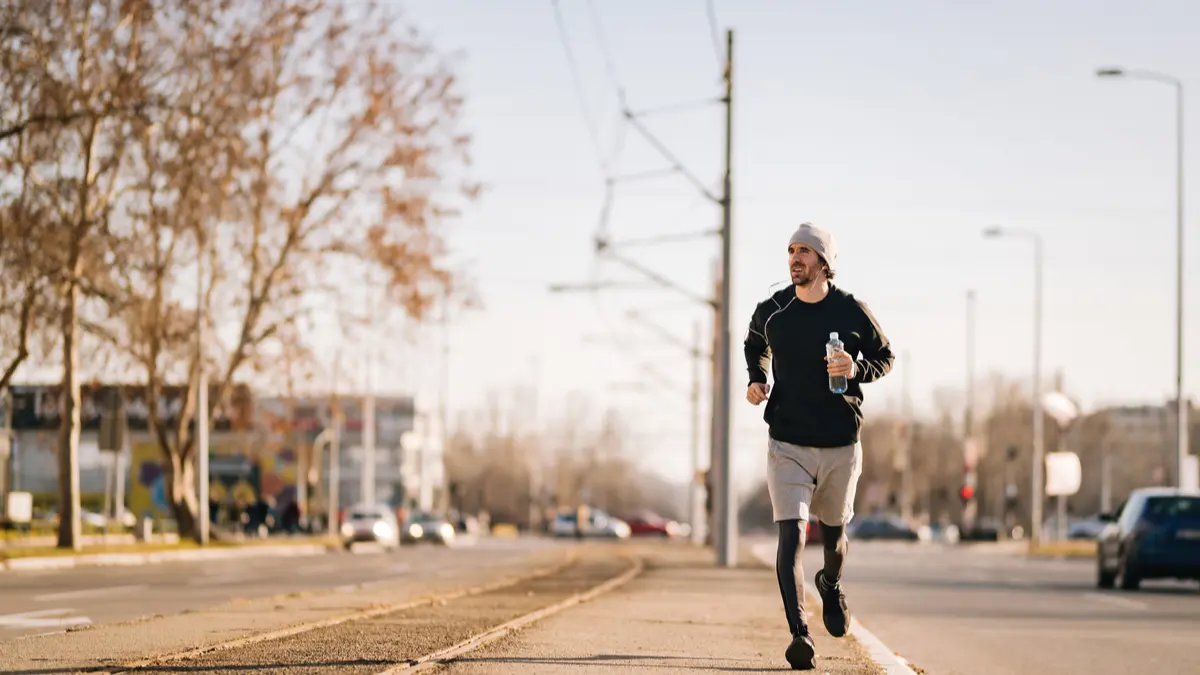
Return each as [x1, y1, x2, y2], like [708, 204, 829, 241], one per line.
[450, 654, 792, 672]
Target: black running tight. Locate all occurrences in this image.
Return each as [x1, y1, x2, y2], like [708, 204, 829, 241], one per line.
[776, 520, 848, 635]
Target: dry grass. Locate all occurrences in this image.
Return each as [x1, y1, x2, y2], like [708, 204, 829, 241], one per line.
[1028, 540, 1097, 558]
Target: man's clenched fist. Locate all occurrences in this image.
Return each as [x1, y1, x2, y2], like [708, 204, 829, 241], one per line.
[746, 382, 770, 405]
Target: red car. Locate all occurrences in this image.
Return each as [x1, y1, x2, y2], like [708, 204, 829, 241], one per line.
[623, 513, 682, 537]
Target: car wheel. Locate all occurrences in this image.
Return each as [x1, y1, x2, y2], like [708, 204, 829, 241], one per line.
[1118, 554, 1141, 591]
[1096, 555, 1116, 589]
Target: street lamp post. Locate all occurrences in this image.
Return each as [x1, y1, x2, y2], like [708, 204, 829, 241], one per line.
[983, 226, 1045, 545]
[1096, 67, 1188, 489]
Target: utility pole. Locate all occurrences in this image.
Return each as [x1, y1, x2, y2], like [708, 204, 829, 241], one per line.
[714, 28, 736, 568]
[900, 352, 912, 522]
[328, 353, 342, 540]
[197, 232, 210, 545]
[690, 320, 704, 546]
[361, 281, 377, 508]
[438, 298, 451, 514]
[709, 260, 721, 552]
[963, 290, 977, 533]
[546, 25, 735, 567]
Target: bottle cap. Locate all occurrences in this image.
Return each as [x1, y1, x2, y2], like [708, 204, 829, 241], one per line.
[829, 332, 838, 339]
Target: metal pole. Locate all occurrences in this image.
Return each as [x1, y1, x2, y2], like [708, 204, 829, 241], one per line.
[1031, 235, 1044, 547]
[964, 290, 976, 531]
[439, 300, 451, 514]
[900, 352, 912, 522]
[1174, 81, 1188, 489]
[115, 433, 127, 532]
[363, 394, 375, 506]
[690, 320, 704, 545]
[329, 354, 342, 540]
[709, 263, 721, 550]
[197, 239, 210, 545]
[715, 28, 736, 567]
[330, 415, 341, 539]
[967, 291, 975, 445]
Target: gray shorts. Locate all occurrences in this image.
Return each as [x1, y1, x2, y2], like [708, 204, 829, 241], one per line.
[766, 438, 862, 525]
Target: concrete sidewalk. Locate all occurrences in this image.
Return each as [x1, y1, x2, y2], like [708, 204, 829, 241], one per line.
[441, 542, 886, 674]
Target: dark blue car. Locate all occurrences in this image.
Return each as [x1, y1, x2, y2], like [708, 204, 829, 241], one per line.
[1096, 487, 1200, 590]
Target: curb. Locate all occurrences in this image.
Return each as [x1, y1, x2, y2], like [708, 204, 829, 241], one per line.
[749, 542, 916, 675]
[1, 543, 332, 571]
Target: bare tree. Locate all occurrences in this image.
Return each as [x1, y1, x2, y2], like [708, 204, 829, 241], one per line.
[446, 389, 685, 529]
[91, 0, 477, 540]
[0, 0, 164, 549]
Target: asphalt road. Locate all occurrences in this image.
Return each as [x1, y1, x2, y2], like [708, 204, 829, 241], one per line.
[0, 536, 564, 640]
[820, 540, 1200, 675]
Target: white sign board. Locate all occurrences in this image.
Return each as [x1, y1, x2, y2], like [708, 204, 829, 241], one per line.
[1045, 452, 1082, 497]
[1182, 454, 1199, 492]
[6, 491, 33, 524]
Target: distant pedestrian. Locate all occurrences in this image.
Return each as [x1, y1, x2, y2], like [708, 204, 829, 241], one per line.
[743, 222, 895, 670]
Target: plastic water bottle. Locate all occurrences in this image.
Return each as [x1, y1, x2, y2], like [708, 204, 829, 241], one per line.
[827, 332, 848, 394]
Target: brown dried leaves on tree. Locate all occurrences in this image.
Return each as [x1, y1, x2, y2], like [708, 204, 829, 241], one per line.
[106, 0, 475, 538]
[2, 0, 477, 542]
[1, 0, 166, 548]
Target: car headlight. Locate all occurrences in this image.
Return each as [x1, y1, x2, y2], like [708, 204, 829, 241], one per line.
[373, 521, 393, 538]
[439, 523, 455, 539]
[409, 523, 424, 538]
[340, 522, 354, 537]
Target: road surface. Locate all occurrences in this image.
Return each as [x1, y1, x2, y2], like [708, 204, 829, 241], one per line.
[0, 536, 562, 639]
[823, 540, 1200, 675]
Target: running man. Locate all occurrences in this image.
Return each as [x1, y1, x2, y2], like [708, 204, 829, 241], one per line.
[743, 222, 895, 670]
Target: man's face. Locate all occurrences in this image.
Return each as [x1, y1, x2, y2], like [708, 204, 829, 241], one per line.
[788, 243, 824, 287]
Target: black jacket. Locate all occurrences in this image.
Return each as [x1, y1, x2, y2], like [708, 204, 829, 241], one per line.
[744, 284, 894, 448]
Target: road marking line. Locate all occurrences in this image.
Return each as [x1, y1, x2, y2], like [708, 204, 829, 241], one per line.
[93, 551, 580, 674]
[34, 584, 148, 602]
[1082, 592, 1148, 610]
[752, 543, 917, 675]
[0, 608, 92, 630]
[375, 555, 645, 675]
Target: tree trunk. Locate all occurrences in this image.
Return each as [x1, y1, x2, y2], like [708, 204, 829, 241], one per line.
[56, 280, 82, 551]
[167, 450, 198, 540]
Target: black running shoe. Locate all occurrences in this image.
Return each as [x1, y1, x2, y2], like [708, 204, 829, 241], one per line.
[785, 631, 816, 670]
[815, 569, 851, 638]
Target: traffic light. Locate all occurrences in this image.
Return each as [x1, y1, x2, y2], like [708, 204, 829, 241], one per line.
[959, 484, 975, 503]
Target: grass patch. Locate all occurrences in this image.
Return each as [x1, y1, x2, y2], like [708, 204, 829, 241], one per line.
[1028, 540, 1096, 558]
[0, 535, 330, 561]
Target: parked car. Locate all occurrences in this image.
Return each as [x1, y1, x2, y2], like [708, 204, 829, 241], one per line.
[1096, 487, 1200, 590]
[551, 508, 631, 539]
[623, 512, 683, 538]
[847, 515, 919, 541]
[339, 504, 401, 550]
[401, 511, 457, 545]
[1067, 515, 1109, 541]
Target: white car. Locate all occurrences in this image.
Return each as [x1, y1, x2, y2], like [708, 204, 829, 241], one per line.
[340, 504, 401, 550]
[552, 508, 631, 539]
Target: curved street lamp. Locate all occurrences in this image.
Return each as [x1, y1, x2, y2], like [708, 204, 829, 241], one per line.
[983, 225, 1046, 545]
[1095, 66, 1188, 489]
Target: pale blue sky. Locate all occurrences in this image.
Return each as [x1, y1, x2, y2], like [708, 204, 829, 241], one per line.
[374, 0, 1199, 490]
